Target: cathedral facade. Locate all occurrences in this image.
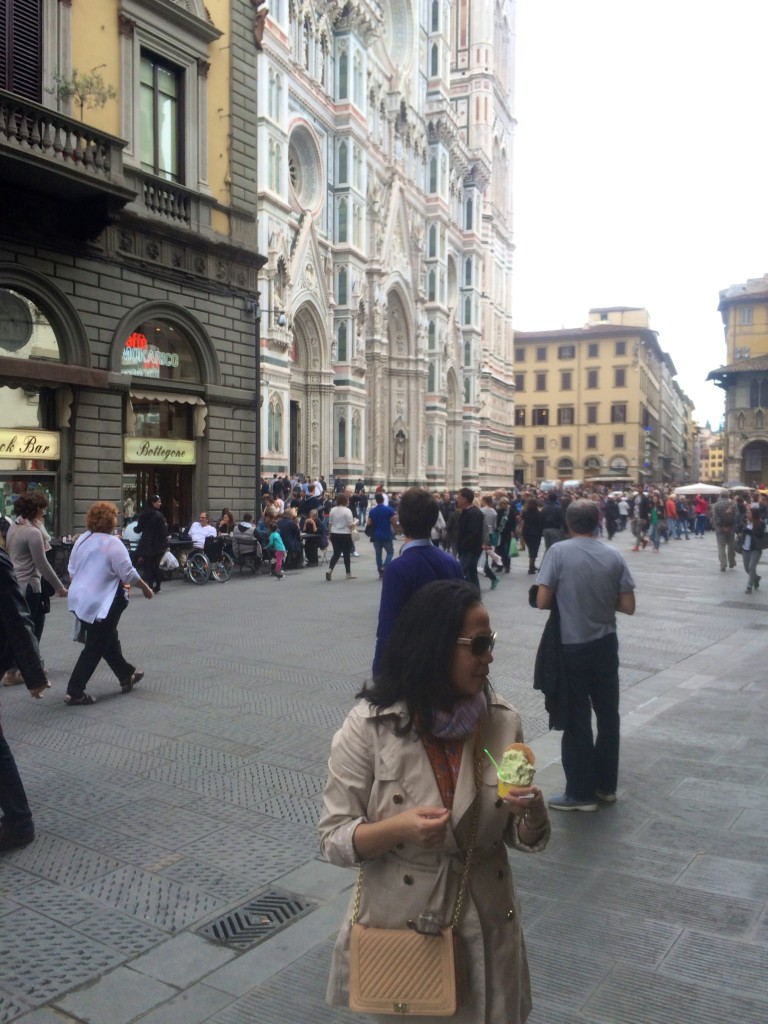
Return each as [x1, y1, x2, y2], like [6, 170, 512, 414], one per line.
[256, 0, 516, 490]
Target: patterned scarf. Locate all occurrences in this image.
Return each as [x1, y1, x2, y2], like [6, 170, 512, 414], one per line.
[430, 691, 488, 740]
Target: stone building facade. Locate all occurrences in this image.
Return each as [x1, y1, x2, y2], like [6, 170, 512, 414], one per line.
[255, 0, 516, 491]
[1, 0, 267, 532]
[708, 275, 768, 486]
[513, 308, 694, 488]
[0, 1, 516, 537]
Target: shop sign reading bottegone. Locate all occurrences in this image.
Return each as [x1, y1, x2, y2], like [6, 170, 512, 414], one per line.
[123, 437, 196, 465]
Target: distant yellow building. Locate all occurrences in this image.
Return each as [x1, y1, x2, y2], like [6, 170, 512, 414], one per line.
[698, 426, 725, 483]
[514, 307, 693, 487]
[708, 275, 768, 485]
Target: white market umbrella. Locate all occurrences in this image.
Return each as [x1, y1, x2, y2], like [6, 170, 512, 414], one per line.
[672, 483, 728, 496]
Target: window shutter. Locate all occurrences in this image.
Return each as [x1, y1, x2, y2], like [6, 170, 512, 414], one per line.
[1, 0, 42, 101]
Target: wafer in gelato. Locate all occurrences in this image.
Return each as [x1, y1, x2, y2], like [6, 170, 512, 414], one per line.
[496, 743, 535, 797]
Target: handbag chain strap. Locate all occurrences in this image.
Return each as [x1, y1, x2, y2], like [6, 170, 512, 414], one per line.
[351, 748, 484, 930]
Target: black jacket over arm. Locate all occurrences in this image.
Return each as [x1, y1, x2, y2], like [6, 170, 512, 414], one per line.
[0, 550, 47, 700]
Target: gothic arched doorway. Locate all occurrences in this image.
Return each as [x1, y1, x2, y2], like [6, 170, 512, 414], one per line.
[289, 305, 333, 479]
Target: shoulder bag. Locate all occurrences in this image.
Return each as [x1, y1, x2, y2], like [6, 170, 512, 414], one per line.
[347, 755, 482, 1016]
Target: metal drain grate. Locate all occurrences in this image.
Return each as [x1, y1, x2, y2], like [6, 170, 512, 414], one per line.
[196, 888, 315, 949]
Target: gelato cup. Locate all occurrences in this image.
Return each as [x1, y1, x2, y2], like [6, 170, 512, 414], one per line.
[496, 743, 535, 798]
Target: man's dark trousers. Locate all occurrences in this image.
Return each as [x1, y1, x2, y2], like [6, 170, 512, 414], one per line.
[560, 632, 620, 800]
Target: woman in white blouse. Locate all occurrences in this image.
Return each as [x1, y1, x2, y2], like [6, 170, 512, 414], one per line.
[325, 492, 356, 581]
[65, 502, 153, 706]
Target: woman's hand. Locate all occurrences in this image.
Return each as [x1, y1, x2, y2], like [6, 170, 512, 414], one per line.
[396, 806, 451, 848]
[502, 786, 546, 823]
[138, 580, 154, 599]
[352, 806, 451, 859]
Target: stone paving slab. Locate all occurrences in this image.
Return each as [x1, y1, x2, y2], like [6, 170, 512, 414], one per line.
[0, 527, 766, 1022]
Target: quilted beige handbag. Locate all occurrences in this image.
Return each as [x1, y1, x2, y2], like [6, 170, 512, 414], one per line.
[347, 756, 482, 1016]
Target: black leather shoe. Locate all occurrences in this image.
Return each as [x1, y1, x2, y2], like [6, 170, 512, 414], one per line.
[0, 824, 35, 852]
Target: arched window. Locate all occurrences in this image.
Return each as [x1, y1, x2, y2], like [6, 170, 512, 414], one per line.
[353, 203, 362, 247]
[464, 296, 472, 324]
[337, 267, 347, 305]
[268, 395, 283, 452]
[465, 197, 473, 231]
[429, 156, 438, 193]
[428, 270, 436, 301]
[464, 376, 471, 403]
[353, 52, 363, 106]
[430, 43, 439, 77]
[427, 433, 435, 465]
[274, 142, 282, 192]
[463, 439, 470, 468]
[557, 457, 574, 473]
[750, 380, 760, 408]
[268, 69, 277, 119]
[762, 379, 768, 406]
[428, 361, 436, 391]
[464, 340, 471, 366]
[428, 321, 436, 349]
[353, 146, 362, 189]
[431, 0, 439, 31]
[428, 224, 437, 258]
[337, 321, 347, 361]
[338, 49, 348, 100]
[338, 198, 348, 243]
[338, 416, 347, 458]
[438, 430, 444, 465]
[464, 257, 472, 286]
[319, 35, 328, 87]
[338, 140, 348, 182]
[351, 411, 361, 459]
[757, 410, 765, 429]
[738, 412, 746, 430]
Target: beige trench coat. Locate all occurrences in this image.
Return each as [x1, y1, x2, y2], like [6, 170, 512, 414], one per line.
[319, 696, 550, 1024]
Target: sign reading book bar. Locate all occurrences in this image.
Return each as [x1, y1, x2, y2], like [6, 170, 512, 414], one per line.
[123, 437, 196, 465]
[0, 429, 60, 460]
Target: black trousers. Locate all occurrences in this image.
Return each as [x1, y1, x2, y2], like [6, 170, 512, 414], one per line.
[66, 587, 134, 699]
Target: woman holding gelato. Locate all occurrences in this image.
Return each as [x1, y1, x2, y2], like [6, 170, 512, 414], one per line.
[740, 502, 765, 593]
[319, 579, 549, 1023]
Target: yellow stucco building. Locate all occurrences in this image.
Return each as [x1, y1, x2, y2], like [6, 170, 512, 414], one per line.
[708, 274, 768, 485]
[513, 307, 693, 488]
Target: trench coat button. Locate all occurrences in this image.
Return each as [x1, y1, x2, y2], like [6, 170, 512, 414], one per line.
[506, 908, 515, 920]
[403, 874, 414, 885]
[396, 843, 404, 849]
[497, 870, 504, 880]
[393, 794, 404, 805]
[495, 798, 503, 808]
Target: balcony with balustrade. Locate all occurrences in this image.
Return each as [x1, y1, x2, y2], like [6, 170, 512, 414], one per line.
[0, 88, 136, 239]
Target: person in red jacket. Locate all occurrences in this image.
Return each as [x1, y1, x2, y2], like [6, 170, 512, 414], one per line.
[694, 495, 709, 537]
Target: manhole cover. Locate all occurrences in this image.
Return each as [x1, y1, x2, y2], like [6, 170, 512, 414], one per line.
[196, 888, 315, 949]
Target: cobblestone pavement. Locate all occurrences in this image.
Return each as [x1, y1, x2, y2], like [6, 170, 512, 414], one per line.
[1, 529, 767, 1023]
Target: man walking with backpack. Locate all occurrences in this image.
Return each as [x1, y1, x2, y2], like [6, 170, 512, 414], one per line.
[713, 492, 738, 572]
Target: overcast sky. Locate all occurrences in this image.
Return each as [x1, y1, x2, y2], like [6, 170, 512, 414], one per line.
[512, 0, 768, 427]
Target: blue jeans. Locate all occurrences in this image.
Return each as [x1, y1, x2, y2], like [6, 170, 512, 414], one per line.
[743, 548, 762, 589]
[458, 551, 481, 594]
[0, 733, 33, 830]
[695, 514, 707, 536]
[649, 521, 660, 550]
[561, 633, 620, 800]
[373, 537, 394, 572]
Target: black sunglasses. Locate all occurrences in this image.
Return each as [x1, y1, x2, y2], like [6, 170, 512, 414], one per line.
[456, 631, 497, 656]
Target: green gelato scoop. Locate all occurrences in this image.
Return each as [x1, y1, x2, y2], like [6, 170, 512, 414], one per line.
[498, 748, 535, 786]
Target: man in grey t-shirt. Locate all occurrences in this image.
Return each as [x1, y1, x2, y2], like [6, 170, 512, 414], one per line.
[536, 499, 635, 811]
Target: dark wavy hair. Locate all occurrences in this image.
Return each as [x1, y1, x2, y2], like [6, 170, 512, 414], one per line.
[14, 491, 48, 520]
[358, 579, 490, 734]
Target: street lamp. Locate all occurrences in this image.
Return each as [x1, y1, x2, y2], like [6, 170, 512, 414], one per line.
[246, 294, 286, 512]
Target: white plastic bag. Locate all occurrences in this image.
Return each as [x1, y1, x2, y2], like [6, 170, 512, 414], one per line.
[160, 550, 180, 570]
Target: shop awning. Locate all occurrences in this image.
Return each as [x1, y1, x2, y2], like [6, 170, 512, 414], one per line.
[128, 389, 207, 437]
